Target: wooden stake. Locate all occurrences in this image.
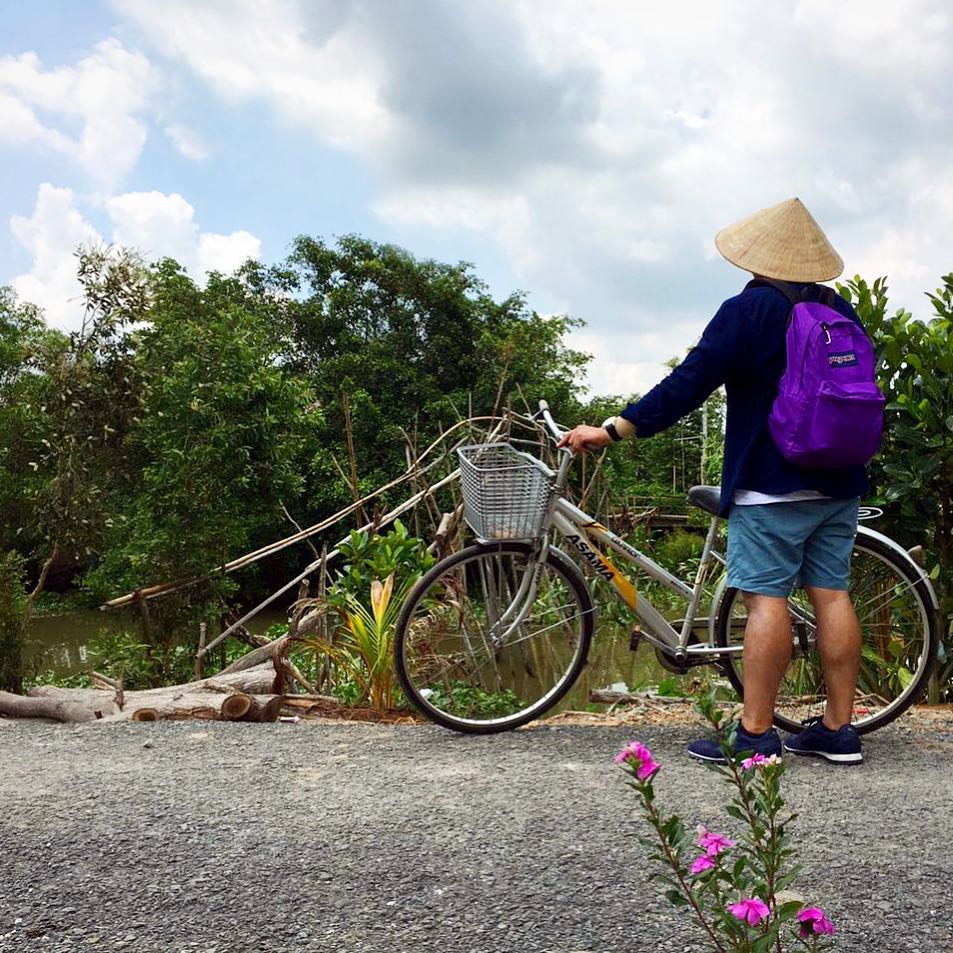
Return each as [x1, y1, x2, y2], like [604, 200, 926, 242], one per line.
[342, 391, 366, 525]
[194, 622, 207, 681]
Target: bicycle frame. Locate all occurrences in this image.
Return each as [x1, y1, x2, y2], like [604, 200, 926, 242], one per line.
[519, 400, 939, 669]
[548, 496, 735, 663]
[503, 413, 738, 665]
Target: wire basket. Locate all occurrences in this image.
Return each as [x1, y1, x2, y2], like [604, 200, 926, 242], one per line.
[457, 443, 556, 541]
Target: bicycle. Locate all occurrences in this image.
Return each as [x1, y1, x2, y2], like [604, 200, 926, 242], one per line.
[394, 400, 940, 734]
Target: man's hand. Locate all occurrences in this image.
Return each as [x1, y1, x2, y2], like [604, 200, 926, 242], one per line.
[557, 424, 612, 454]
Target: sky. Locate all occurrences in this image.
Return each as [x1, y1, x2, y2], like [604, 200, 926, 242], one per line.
[2, 0, 952, 398]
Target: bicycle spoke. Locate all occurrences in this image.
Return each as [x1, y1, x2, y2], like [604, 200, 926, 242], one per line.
[397, 544, 593, 730]
[717, 533, 936, 734]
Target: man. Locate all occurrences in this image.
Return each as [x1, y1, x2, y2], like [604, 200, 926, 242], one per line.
[558, 197, 866, 765]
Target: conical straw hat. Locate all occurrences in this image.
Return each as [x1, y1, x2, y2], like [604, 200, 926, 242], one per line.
[714, 198, 843, 282]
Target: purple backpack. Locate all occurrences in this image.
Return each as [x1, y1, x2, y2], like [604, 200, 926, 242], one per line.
[763, 280, 885, 469]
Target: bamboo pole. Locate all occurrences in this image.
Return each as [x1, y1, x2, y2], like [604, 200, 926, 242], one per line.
[197, 467, 463, 658]
[196, 409, 518, 661]
[342, 391, 366, 525]
[101, 415, 507, 610]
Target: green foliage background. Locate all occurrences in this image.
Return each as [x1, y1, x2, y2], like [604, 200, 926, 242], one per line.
[0, 239, 950, 700]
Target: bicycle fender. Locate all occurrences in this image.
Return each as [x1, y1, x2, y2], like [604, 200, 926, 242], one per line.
[856, 525, 940, 610]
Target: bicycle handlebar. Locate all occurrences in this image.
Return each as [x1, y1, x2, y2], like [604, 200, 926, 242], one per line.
[534, 399, 569, 446]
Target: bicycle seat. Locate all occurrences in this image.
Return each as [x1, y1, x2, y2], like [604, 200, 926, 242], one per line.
[687, 485, 721, 515]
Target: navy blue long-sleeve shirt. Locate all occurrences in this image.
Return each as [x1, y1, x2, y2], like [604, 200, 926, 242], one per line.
[619, 280, 868, 515]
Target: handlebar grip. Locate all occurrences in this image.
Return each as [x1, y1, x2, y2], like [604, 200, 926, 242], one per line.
[534, 399, 567, 444]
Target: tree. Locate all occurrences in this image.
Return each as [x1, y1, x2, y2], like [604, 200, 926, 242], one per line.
[0, 287, 54, 556]
[840, 274, 953, 700]
[0, 247, 149, 688]
[2, 235, 594, 679]
[83, 260, 318, 640]
[247, 235, 590, 518]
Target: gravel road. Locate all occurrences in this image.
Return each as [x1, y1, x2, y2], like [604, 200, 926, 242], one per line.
[1, 715, 951, 953]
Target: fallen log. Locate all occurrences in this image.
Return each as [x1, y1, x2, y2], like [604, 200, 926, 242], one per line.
[216, 636, 290, 675]
[280, 693, 343, 714]
[0, 663, 286, 724]
[28, 684, 120, 708]
[216, 633, 317, 694]
[129, 692, 284, 723]
[115, 663, 280, 720]
[0, 690, 115, 723]
[246, 695, 284, 722]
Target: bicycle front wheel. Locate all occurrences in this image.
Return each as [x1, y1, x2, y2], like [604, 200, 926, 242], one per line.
[716, 528, 939, 735]
[394, 542, 595, 733]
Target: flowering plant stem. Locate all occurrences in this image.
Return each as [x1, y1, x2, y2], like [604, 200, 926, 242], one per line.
[615, 693, 837, 952]
[637, 777, 729, 953]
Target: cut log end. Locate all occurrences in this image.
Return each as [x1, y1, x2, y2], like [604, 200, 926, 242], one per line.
[221, 692, 254, 721]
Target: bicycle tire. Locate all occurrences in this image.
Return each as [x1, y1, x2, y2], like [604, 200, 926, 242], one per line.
[715, 527, 939, 735]
[394, 542, 595, 733]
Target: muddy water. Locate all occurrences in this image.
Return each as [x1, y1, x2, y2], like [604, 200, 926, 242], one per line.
[22, 608, 288, 678]
[24, 608, 682, 706]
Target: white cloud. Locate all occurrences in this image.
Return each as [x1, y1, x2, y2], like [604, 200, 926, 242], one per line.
[164, 123, 209, 161]
[0, 40, 159, 191]
[111, 0, 953, 392]
[115, 0, 393, 154]
[10, 184, 103, 330]
[107, 190, 261, 276]
[10, 186, 261, 331]
[197, 230, 261, 275]
[0, 89, 72, 151]
[107, 190, 198, 264]
[566, 327, 684, 400]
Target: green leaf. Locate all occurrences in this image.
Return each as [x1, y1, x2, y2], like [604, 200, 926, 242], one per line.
[664, 889, 689, 907]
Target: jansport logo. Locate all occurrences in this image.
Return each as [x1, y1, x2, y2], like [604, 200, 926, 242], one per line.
[828, 350, 858, 367]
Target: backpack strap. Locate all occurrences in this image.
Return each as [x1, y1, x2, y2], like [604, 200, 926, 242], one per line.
[749, 277, 840, 309]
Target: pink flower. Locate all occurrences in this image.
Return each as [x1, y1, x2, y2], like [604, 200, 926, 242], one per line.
[728, 897, 770, 927]
[797, 907, 836, 937]
[741, 753, 768, 770]
[613, 741, 660, 780]
[696, 826, 737, 857]
[690, 854, 716, 876]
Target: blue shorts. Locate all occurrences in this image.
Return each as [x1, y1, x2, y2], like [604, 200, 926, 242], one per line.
[726, 498, 859, 597]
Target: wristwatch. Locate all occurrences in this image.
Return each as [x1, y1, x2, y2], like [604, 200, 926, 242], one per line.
[603, 417, 623, 442]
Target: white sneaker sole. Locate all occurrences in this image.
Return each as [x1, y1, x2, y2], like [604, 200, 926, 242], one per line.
[688, 749, 783, 764]
[687, 750, 728, 763]
[783, 744, 863, 764]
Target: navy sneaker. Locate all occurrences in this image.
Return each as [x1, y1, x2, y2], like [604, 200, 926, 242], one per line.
[784, 718, 863, 764]
[688, 722, 782, 764]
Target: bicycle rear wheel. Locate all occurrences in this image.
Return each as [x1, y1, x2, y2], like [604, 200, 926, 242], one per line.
[394, 542, 594, 733]
[716, 528, 939, 734]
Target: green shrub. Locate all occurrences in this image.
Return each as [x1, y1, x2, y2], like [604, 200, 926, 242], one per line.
[0, 550, 28, 692]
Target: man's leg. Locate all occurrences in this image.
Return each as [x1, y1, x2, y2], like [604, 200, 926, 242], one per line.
[804, 586, 861, 729]
[740, 593, 792, 734]
[784, 500, 864, 763]
[688, 503, 801, 762]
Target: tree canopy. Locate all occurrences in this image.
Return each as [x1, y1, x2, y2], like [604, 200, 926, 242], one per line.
[1, 239, 951, 703]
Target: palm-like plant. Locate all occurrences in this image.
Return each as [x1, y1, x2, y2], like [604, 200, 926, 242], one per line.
[314, 573, 404, 713]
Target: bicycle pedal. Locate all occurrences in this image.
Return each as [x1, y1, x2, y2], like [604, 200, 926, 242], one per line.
[629, 626, 643, 652]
